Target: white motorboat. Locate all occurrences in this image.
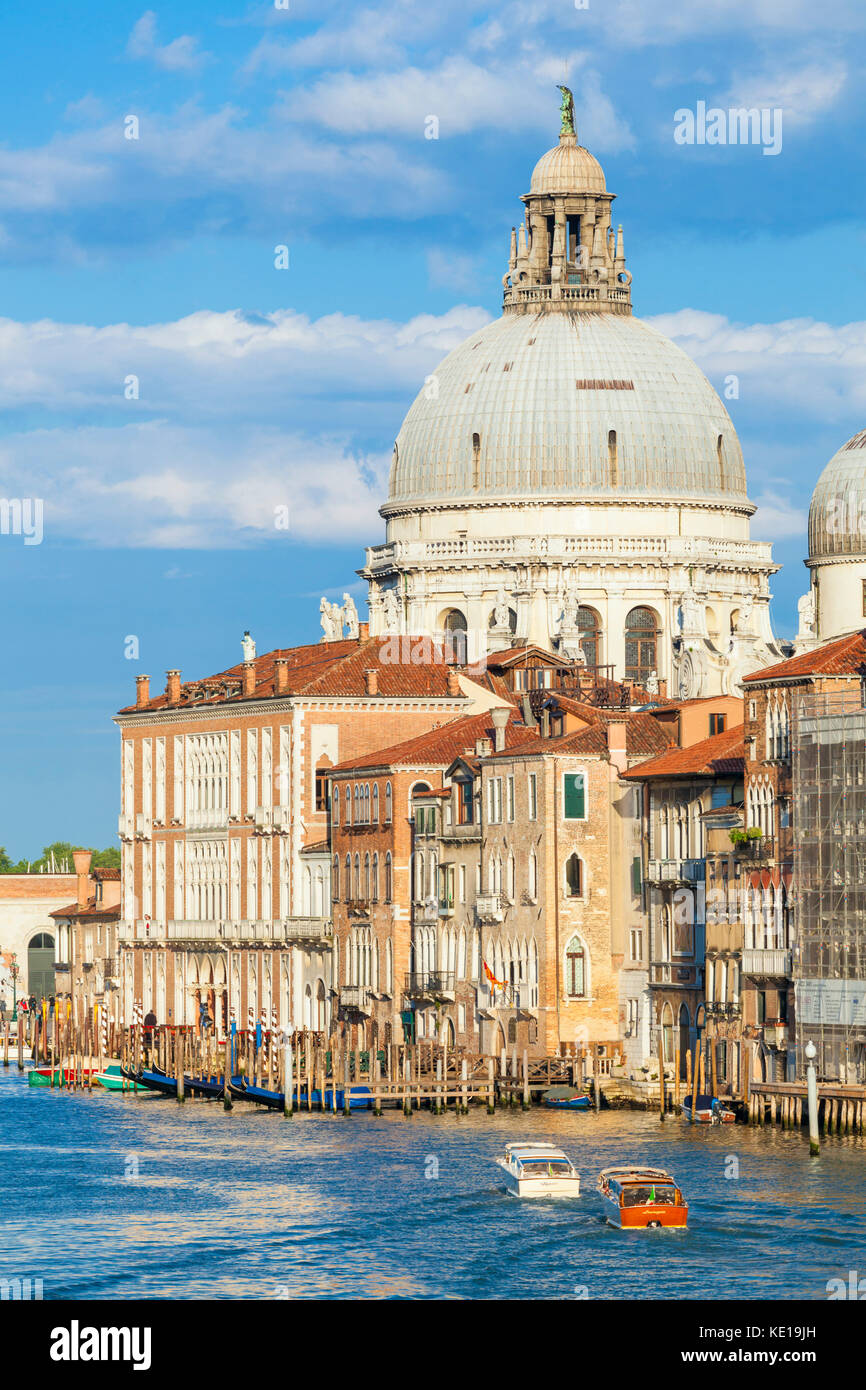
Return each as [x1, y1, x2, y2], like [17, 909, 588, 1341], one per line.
[496, 1142, 581, 1198]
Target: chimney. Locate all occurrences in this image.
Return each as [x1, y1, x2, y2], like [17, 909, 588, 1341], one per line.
[72, 849, 92, 908]
[520, 693, 536, 729]
[491, 705, 509, 753]
[135, 674, 150, 708]
[166, 669, 181, 704]
[364, 668, 379, 696]
[606, 716, 628, 772]
[274, 658, 289, 696]
[475, 736, 493, 757]
[541, 707, 550, 738]
[243, 661, 256, 698]
[446, 669, 461, 697]
[358, 622, 369, 642]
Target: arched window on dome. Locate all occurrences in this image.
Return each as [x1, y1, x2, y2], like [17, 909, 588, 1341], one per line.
[443, 609, 468, 665]
[625, 607, 659, 685]
[717, 434, 725, 490]
[471, 433, 481, 490]
[608, 429, 618, 487]
[576, 607, 601, 669]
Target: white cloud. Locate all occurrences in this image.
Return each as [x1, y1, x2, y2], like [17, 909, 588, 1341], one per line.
[723, 61, 847, 127]
[750, 493, 809, 540]
[279, 56, 634, 149]
[0, 305, 489, 548]
[127, 11, 209, 73]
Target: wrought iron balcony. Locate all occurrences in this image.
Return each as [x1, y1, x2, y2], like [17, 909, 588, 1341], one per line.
[404, 971, 456, 1002]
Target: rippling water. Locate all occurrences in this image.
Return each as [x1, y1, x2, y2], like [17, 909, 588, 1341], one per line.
[2, 1067, 865, 1300]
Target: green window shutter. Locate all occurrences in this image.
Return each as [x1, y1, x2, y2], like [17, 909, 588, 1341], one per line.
[563, 773, 585, 819]
[632, 856, 642, 897]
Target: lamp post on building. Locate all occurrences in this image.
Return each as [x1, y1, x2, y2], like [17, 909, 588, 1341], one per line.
[805, 1039, 820, 1156]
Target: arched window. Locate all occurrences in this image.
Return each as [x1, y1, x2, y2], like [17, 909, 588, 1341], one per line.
[372, 784, 379, 822]
[471, 432, 481, 489]
[332, 790, 340, 825]
[576, 607, 601, 669]
[363, 784, 370, 823]
[371, 852, 379, 902]
[443, 609, 468, 665]
[564, 935, 587, 998]
[354, 784, 361, 823]
[608, 429, 618, 487]
[363, 852, 371, 900]
[345, 785, 352, 824]
[332, 854, 340, 902]
[353, 854, 361, 900]
[625, 607, 659, 684]
[528, 850, 538, 900]
[384, 782, 393, 823]
[385, 852, 393, 903]
[415, 851, 425, 901]
[344, 854, 351, 900]
[565, 853, 583, 898]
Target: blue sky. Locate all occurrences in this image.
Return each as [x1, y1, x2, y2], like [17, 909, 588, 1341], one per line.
[1, 0, 865, 855]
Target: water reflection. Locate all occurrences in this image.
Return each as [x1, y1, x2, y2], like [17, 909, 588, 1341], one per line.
[2, 1069, 865, 1300]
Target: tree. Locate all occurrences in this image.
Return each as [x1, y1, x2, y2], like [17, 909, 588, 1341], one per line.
[0, 842, 121, 874]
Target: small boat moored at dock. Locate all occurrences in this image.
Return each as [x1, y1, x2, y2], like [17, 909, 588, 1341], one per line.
[497, 1142, 581, 1198]
[598, 1167, 688, 1229]
[542, 1086, 592, 1110]
[682, 1093, 736, 1124]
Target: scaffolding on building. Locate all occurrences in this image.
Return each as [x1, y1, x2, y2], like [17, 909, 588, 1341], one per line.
[792, 684, 866, 1082]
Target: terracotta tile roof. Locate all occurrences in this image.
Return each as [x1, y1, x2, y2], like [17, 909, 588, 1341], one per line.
[49, 901, 121, 921]
[485, 710, 674, 760]
[743, 630, 866, 685]
[300, 840, 330, 855]
[93, 867, 120, 881]
[412, 787, 450, 800]
[484, 644, 574, 668]
[117, 636, 480, 713]
[331, 711, 532, 773]
[621, 725, 746, 780]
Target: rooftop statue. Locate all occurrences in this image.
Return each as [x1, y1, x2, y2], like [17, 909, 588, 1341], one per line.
[557, 85, 575, 137]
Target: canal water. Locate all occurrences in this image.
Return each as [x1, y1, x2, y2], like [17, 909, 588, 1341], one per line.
[2, 1067, 865, 1300]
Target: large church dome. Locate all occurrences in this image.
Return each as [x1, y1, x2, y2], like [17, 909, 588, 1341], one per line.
[362, 93, 779, 698]
[386, 309, 748, 511]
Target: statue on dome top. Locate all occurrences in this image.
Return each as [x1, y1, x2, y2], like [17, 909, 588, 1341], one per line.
[557, 85, 575, 137]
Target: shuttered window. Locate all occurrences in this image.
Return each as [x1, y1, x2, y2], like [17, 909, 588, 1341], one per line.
[563, 772, 586, 820]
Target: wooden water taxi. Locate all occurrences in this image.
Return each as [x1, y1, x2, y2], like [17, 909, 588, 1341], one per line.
[496, 1142, 581, 1198]
[598, 1167, 688, 1229]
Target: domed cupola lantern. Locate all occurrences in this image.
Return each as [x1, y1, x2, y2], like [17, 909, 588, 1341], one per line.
[360, 88, 783, 695]
[504, 86, 631, 316]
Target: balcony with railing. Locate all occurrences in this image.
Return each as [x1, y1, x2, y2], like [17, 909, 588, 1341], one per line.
[762, 1021, 789, 1051]
[282, 917, 333, 946]
[475, 893, 504, 923]
[404, 971, 456, 1002]
[339, 985, 372, 1015]
[646, 858, 705, 886]
[741, 948, 792, 979]
[440, 819, 481, 843]
[734, 836, 775, 864]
